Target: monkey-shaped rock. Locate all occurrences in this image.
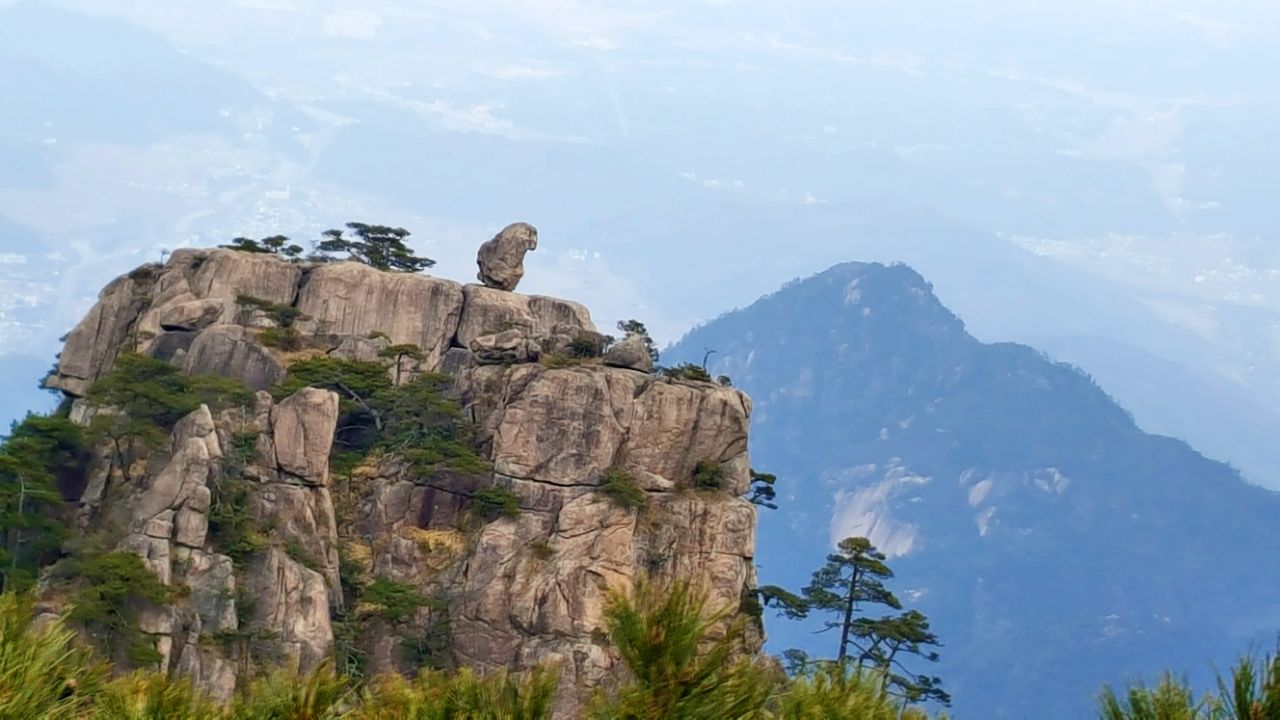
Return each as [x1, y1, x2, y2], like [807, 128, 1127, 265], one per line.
[476, 222, 538, 291]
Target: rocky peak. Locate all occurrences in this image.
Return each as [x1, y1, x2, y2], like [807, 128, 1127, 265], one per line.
[44, 229, 761, 716]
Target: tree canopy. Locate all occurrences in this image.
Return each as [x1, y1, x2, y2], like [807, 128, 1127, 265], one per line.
[0, 414, 86, 592]
[221, 234, 305, 258]
[778, 536, 950, 708]
[616, 319, 660, 363]
[319, 223, 435, 272]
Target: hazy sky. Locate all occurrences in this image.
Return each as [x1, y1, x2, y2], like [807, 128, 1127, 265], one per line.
[2, 0, 1278, 484]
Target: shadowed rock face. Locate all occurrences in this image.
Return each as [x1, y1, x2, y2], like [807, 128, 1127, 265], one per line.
[46, 247, 761, 716]
[476, 221, 538, 291]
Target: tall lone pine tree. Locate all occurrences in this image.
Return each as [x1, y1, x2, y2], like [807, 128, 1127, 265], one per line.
[786, 536, 951, 707]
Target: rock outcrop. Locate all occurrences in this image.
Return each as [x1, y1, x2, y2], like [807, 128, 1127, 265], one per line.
[295, 262, 464, 370]
[44, 237, 760, 717]
[69, 385, 341, 699]
[47, 248, 595, 395]
[603, 335, 655, 373]
[476, 222, 538, 291]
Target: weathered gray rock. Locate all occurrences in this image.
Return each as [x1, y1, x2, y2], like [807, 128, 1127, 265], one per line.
[539, 323, 611, 358]
[447, 478, 759, 717]
[459, 364, 751, 492]
[254, 482, 343, 611]
[271, 388, 339, 485]
[134, 249, 302, 355]
[296, 262, 463, 370]
[528, 295, 594, 334]
[149, 331, 197, 362]
[456, 285, 536, 348]
[329, 334, 390, 363]
[174, 506, 208, 548]
[439, 347, 477, 376]
[119, 532, 175, 586]
[603, 335, 654, 372]
[156, 298, 225, 331]
[245, 547, 334, 673]
[49, 272, 154, 395]
[470, 329, 541, 365]
[185, 551, 238, 635]
[476, 222, 538, 291]
[184, 248, 302, 318]
[456, 285, 597, 349]
[460, 365, 633, 485]
[174, 643, 237, 703]
[131, 406, 219, 526]
[184, 325, 286, 391]
[47, 248, 763, 715]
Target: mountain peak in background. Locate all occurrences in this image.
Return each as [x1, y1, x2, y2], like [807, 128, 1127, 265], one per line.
[670, 260, 1280, 719]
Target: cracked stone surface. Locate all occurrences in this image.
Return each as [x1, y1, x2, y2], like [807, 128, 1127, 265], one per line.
[44, 245, 762, 716]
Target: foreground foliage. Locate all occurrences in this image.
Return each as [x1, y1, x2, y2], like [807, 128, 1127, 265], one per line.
[355, 667, 557, 720]
[0, 592, 555, 719]
[1098, 650, 1280, 720]
[589, 580, 774, 720]
[0, 579, 942, 719]
[589, 579, 935, 720]
[778, 664, 937, 720]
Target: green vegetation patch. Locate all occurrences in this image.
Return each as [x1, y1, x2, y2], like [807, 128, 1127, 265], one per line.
[472, 486, 520, 521]
[602, 467, 646, 509]
[274, 357, 487, 479]
[363, 578, 430, 625]
[61, 550, 175, 665]
[692, 460, 724, 491]
[0, 413, 88, 593]
[207, 475, 268, 566]
[659, 363, 713, 382]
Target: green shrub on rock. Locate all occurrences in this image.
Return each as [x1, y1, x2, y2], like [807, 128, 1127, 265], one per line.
[692, 460, 724, 491]
[602, 467, 646, 509]
[62, 551, 175, 665]
[362, 578, 431, 625]
[659, 364, 713, 383]
[472, 486, 520, 521]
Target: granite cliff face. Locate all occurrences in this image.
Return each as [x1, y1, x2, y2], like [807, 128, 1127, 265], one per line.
[44, 247, 760, 715]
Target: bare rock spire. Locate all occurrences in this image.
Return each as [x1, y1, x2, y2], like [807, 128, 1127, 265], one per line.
[477, 221, 538, 291]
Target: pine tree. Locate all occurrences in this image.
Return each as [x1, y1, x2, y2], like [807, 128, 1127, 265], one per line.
[0, 414, 85, 592]
[377, 343, 425, 385]
[616, 319, 660, 363]
[221, 234, 304, 258]
[802, 536, 902, 664]
[795, 536, 950, 708]
[854, 610, 950, 705]
[318, 223, 435, 272]
[747, 469, 779, 509]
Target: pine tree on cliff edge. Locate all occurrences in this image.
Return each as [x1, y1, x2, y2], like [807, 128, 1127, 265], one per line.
[318, 222, 435, 272]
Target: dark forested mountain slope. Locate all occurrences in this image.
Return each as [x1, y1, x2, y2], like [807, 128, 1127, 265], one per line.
[668, 262, 1280, 719]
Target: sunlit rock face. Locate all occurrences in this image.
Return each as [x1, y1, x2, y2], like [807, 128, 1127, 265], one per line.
[45, 246, 761, 716]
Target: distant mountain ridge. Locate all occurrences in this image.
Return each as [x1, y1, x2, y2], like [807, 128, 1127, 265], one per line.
[668, 261, 1280, 719]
